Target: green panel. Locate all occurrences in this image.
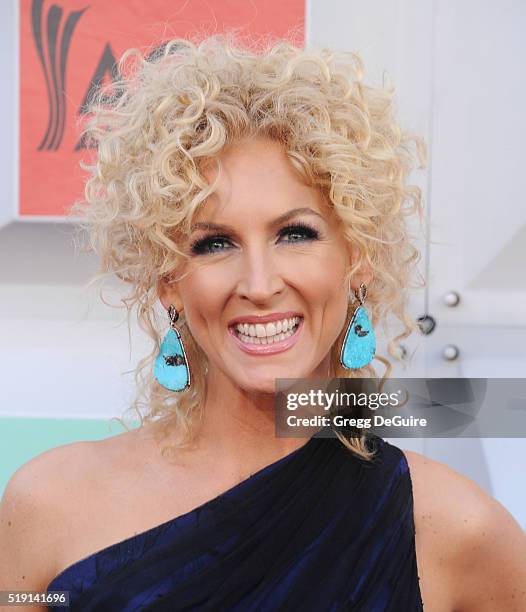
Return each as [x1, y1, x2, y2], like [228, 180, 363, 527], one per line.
[0, 416, 140, 497]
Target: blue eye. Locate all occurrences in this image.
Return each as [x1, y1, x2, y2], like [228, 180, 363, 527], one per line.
[278, 222, 320, 243]
[190, 235, 232, 255]
[189, 221, 320, 256]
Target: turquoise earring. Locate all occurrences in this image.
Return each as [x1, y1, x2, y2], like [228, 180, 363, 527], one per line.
[340, 283, 376, 369]
[154, 305, 191, 392]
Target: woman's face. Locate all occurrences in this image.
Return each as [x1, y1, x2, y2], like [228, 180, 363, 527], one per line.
[160, 137, 364, 394]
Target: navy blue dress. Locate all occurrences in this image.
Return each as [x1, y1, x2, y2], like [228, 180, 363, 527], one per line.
[46, 434, 424, 611]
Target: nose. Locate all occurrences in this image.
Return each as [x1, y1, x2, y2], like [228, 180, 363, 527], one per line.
[235, 243, 286, 304]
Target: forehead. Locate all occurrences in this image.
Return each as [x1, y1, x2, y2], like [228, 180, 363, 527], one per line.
[196, 137, 328, 221]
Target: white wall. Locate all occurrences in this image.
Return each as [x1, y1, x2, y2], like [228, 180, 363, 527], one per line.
[0, 222, 152, 420]
[308, 0, 526, 527]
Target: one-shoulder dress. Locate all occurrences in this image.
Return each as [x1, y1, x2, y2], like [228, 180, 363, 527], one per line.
[46, 433, 424, 611]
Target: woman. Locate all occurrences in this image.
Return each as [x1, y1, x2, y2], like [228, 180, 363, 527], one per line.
[1, 35, 525, 611]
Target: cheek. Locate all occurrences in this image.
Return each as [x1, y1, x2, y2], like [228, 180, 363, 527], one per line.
[298, 249, 349, 338]
[177, 269, 227, 337]
[296, 248, 348, 303]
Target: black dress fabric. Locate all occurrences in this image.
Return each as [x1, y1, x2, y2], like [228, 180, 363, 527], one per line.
[47, 433, 424, 611]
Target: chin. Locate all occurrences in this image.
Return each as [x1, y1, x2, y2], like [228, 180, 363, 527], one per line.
[239, 379, 279, 396]
[237, 366, 309, 395]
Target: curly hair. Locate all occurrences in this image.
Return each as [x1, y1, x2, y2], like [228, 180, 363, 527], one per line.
[71, 33, 426, 460]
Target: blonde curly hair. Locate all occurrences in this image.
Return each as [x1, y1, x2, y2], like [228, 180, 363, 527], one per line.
[71, 33, 426, 460]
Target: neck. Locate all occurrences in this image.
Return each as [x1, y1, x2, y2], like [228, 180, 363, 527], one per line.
[188, 358, 330, 469]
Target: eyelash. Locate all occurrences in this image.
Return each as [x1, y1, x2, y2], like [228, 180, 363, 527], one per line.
[189, 221, 321, 256]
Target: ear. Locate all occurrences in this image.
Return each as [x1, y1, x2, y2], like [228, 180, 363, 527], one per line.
[348, 244, 373, 294]
[157, 276, 184, 313]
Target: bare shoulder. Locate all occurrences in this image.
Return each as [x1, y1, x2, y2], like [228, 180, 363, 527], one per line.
[0, 440, 90, 593]
[0, 432, 134, 594]
[403, 449, 526, 612]
[402, 449, 502, 542]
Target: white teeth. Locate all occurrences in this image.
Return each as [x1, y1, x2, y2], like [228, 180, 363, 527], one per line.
[234, 317, 301, 345]
[265, 322, 277, 336]
[234, 316, 301, 338]
[237, 329, 296, 345]
[255, 324, 266, 338]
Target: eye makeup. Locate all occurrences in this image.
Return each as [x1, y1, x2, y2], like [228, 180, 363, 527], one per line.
[188, 220, 321, 256]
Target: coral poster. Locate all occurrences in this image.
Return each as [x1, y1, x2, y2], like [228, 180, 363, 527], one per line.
[19, 0, 305, 217]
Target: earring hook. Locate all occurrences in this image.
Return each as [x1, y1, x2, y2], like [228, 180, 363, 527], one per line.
[167, 304, 179, 329]
[349, 282, 368, 305]
[356, 283, 367, 305]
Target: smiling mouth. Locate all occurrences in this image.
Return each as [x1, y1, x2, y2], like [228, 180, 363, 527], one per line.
[230, 316, 303, 345]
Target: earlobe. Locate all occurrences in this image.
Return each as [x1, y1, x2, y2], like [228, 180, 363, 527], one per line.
[157, 277, 183, 312]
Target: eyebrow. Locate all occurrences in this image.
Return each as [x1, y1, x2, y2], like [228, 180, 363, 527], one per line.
[189, 207, 325, 233]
